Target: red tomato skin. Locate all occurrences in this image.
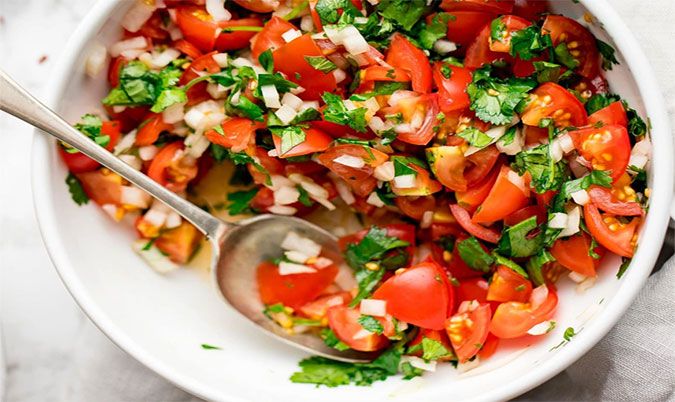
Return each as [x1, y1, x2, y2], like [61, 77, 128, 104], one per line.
[386, 34, 433, 93]
[273, 34, 337, 100]
[588, 186, 643, 216]
[60, 121, 122, 173]
[444, 11, 496, 51]
[317, 145, 388, 197]
[173, 39, 203, 60]
[135, 114, 173, 146]
[440, 0, 515, 13]
[542, 15, 600, 78]
[490, 286, 558, 339]
[372, 262, 452, 330]
[433, 62, 472, 112]
[257, 261, 339, 310]
[154, 222, 202, 264]
[251, 16, 297, 59]
[472, 166, 530, 224]
[215, 18, 263, 51]
[550, 233, 604, 277]
[513, 0, 548, 21]
[175, 7, 219, 52]
[75, 170, 122, 205]
[449, 204, 501, 244]
[569, 124, 631, 181]
[521, 82, 588, 128]
[272, 128, 333, 158]
[299, 292, 352, 320]
[487, 266, 533, 303]
[394, 94, 441, 146]
[327, 306, 390, 352]
[588, 101, 628, 127]
[584, 204, 639, 258]
[395, 196, 436, 220]
[446, 302, 492, 362]
[205, 117, 261, 153]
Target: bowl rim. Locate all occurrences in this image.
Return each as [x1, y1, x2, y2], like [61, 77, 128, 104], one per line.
[29, 1, 674, 401]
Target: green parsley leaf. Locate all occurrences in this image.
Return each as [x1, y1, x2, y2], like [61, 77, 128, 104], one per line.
[351, 268, 385, 308]
[315, 0, 359, 24]
[321, 328, 351, 351]
[377, 0, 429, 31]
[554, 42, 580, 70]
[456, 237, 494, 273]
[392, 155, 424, 177]
[258, 49, 274, 73]
[526, 250, 555, 286]
[226, 188, 259, 215]
[497, 216, 543, 258]
[297, 185, 314, 207]
[400, 362, 423, 380]
[420, 338, 453, 361]
[563, 327, 577, 341]
[560, 170, 612, 200]
[70, 114, 110, 150]
[493, 253, 529, 278]
[65, 173, 89, 206]
[231, 95, 265, 121]
[200, 343, 222, 350]
[151, 87, 186, 112]
[532, 61, 573, 84]
[344, 227, 410, 270]
[510, 26, 553, 60]
[358, 315, 384, 335]
[304, 56, 338, 73]
[418, 13, 455, 50]
[270, 126, 306, 156]
[490, 17, 507, 43]
[458, 127, 493, 148]
[468, 64, 537, 125]
[625, 102, 647, 138]
[585, 93, 621, 114]
[257, 73, 298, 95]
[513, 144, 567, 193]
[596, 39, 619, 71]
[322, 92, 368, 132]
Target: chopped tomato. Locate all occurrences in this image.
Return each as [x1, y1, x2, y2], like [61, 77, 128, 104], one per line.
[542, 15, 600, 78]
[465, 19, 512, 69]
[440, 0, 514, 13]
[391, 163, 443, 197]
[248, 146, 285, 185]
[428, 145, 500, 192]
[550, 232, 604, 277]
[456, 163, 501, 212]
[154, 222, 202, 264]
[317, 145, 388, 197]
[215, 18, 264, 52]
[487, 266, 532, 303]
[456, 277, 490, 304]
[133, 11, 169, 41]
[490, 285, 558, 339]
[251, 16, 297, 59]
[76, 169, 123, 205]
[588, 186, 643, 216]
[60, 121, 122, 173]
[444, 11, 496, 51]
[175, 6, 220, 52]
[521, 82, 588, 128]
[588, 101, 628, 127]
[503, 205, 546, 226]
[299, 292, 352, 320]
[339, 224, 416, 266]
[513, 0, 548, 21]
[569, 124, 630, 181]
[584, 204, 639, 258]
[147, 142, 198, 192]
[390, 94, 440, 146]
[272, 128, 333, 158]
[395, 196, 436, 220]
[233, 0, 278, 13]
[273, 34, 337, 100]
[408, 329, 455, 361]
[472, 166, 530, 224]
[135, 114, 173, 146]
[179, 51, 220, 105]
[372, 261, 453, 330]
[257, 261, 339, 309]
[362, 66, 411, 83]
[488, 15, 531, 53]
[433, 62, 472, 112]
[386, 34, 433, 93]
[326, 306, 389, 352]
[172, 39, 203, 59]
[446, 301, 491, 362]
[205, 117, 262, 153]
[449, 204, 501, 244]
[308, 0, 363, 31]
[108, 56, 126, 87]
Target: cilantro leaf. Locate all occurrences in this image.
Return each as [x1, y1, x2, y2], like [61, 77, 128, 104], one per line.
[377, 0, 429, 31]
[304, 56, 338, 73]
[456, 237, 494, 273]
[458, 127, 493, 148]
[531, 61, 573, 84]
[151, 87, 186, 112]
[357, 315, 384, 335]
[231, 95, 265, 121]
[315, 0, 359, 24]
[297, 185, 314, 207]
[392, 155, 423, 177]
[70, 114, 110, 150]
[256, 73, 298, 94]
[497, 216, 543, 258]
[420, 338, 453, 361]
[526, 250, 555, 286]
[350, 268, 385, 308]
[467, 64, 537, 125]
[492, 253, 529, 278]
[400, 362, 423, 380]
[513, 144, 567, 193]
[322, 92, 368, 132]
[321, 328, 351, 351]
[554, 42, 580, 70]
[270, 126, 306, 156]
[617, 257, 630, 279]
[417, 13, 454, 50]
[585, 93, 621, 115]
[596, 39, 619, 71]
[258, 49, 274, 73]
[490, 17, 507, 43]
[65, 173, 89, 206]
[200, 344, 222, 350]
[509, 26, 553, 60]
[226, 188, 259, 215]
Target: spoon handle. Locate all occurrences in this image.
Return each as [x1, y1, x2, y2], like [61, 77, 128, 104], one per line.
[0, 69, 228, 241]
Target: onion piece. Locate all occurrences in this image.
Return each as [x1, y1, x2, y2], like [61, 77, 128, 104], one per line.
[132, 240, 179, 274]
[433, 39, 457, 54]
[268, 205, 297, 215]
[109, 36, 147, 57]
[281, 29, 302, 43]
[261, 85, 282, 108]
[121, 1, 156, 33]
[281, 232, 322, 258]
[527, 320, 556, 336]
[275, 105, 298, 125]
[85, 43, 108, 78]
[571, 189, 590, 206]
[206, 0, 232, 22]
[333, 155, 365, 168]
[558, 206, 581, 237]
[359, 299, 387, 317]
[548, 212, 568, 229]
[281, 92, 303, 110]
[401, 356, 437, 372]
[366, 192, 385, 207]
[274, 186, 301, 205]
[279, 262, 317, 275]
[393, 174, 416, 189]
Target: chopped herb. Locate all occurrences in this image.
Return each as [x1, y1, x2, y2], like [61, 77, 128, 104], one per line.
[210, 144, 228, 162]
[258, 49, 274, 73]
[392, 155, 420, 177]
[513, 144, 567, 193]
[497, 216, 543, 258]
[418, 13, 455, 50]
[231, 95, 265, 121]
[314, 0, 359, 24]
[358, 315, 384, 334]
[490, 17, 507, 43]
[297, 185, 314, 207]
[151, 87, 186, 112]
[350, 268, 386, 308]
[532, 61, 573, 84]
[420, 338, 453, 361]
[305, 56, 338, 73]
[563, 327, 577, 341]
[70, 114, 110, 150]
[458, 127, 494, 148]
[321, 328, 351, 351]
[596, 39, 619, 70]
[509, 26, 553, 60]
[200, 344, 222, 350]
[554, 42, 580, 70]
[617, 257, 631, 279]
[270, 126, 306, 156]
[493, 253, 529, 278]
[526, 250, 555, 286]
[322, 92, 368, 133]
[226, 188, 259, 215]
[377, 0, 429, 31]
[256, 73, 299, 95]
[344, 226, 410, 270]
[65, 173, 89, 206]
[400, 362, 423, 380]
[456, 237, 494, 273]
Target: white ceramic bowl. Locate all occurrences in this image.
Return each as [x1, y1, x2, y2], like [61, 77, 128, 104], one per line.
[31, 1, 673, 401]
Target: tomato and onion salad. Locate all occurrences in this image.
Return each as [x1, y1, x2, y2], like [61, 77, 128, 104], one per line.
[64, 0, 650, 386]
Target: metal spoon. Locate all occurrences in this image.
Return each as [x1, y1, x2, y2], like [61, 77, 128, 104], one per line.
[0, 70, 374, 363]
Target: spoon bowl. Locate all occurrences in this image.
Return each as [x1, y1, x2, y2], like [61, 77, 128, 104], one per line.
[0, 70, 368, 363]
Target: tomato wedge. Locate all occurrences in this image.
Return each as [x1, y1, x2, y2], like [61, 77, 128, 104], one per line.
[251, 16, 297, 59]
[317, 145, 388, 197]
[391, 94, 440, 146]
[362, 66, 411, 83]
[488, 15, 531, 53]
[147, 142, 198, 192]
[440, 0, 515, 13]
[433, 62, 472, 112]
[472, 166, 530, 224]
[273, 34, 337, 100]
[588, 101, 628, 127]
[449, 204, 501, 244]
[445, 11, 496, 51]
[299, 292, 352, 320]
[215, 18, 264, 52]
[456, 164, 500, 211]
[521, 82, 588, 128]
[272, 128, 333, 158]
[487, 266, 532, 303]
[372, 261, 453, 330]
[490, 285, 558, 339]
[542, 15, 600, 78]
[588, 186, 643, 216]
[233, 0, 279, 13]
[76, 169, 123, 205]
[465, 22, 507, 69]
[256, 261, 339, 309]
[391, 163, 443, 197]
[154, 222, 201, 264]
[135, 114, 173, 146]
[205, 117, 262, 153]
[408, 329, 455, 361]
[60, 120, 122, 173]
[175, 7, 220, 52]
[569, 124, 630, 181]
[386, 34, 433, 93]
[446, 301, 491, 363]
[550, 232, 604, 277]
[395, 195, 436, 220]
[428, 145, 500, 192]
[584, 204, 639, 258]
[326, 306, 390, 352]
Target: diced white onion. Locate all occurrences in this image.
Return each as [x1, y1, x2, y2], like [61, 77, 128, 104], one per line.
[299, 100, 319, 112]
[527, 320, 556, 336]
[568, 271, 588, 283]
[281, 92, 304, 110]
[144, 208, 167, 227]
[101, 204, 119, 220]
[393, 174, 416, 189]
[290, 85, 306, 95]
[359, 299, 387, 317]
[121, 1, 156, 33]
[168, 24, 183, 41]
[261, 84, 282, 108]
[119, 154, 142, 170]
[571, 189, 590, 206]
[333, 155, 365, 168]
[548, 212, 568, 229]
[285, 250, 310, 264]
[212, 53, 229, 68]
[121, 186, 151, 209]
[341, 26, 370, 55]
[506, 170, 528, 194]
[206, 0, 232, 21]
[433, 39, 457, 54]
[497, 127, 524, 156]
[140, 48, 180, 69]
[268, 205, 297, 215]
[353, 328, 374, 340]
[138, 145, 159, 161]
[300, 15, 314, 32]
[267, 149, 279, 157]
[558, 206, 581, 238]
[275, 105, 298, 125]
[314, 257, 334, 269]
[281, 232, 322, 258]
[132, 240, 178, 274]
[549, 139, 564, 162]
[388, 90, 417, 107]
[291, 176, 329, 200]
[420, 211, 434, 229]
[165, 212, 182, 229]
[114, 130, 137, 155]
[569, 157, 589, 178]
[333, 68, 347, 83]
[206, 83, 228, 99]
[576, 276, 597, 293]
[628, 154, 649, 170]
[85, 43, 108, 78]
[332, 176, 356, 205]
[109, 36, 147, 57]
[184, 100, 226, 131]
[268, 175, 295, 191]
[530, 285, 549, 310]
[120, 49, 145, 60]
[558, 133, 575, 153]
[280, 261, 318, 275]
[162, 102, 185, 124]
[231, 57, 255, 68]
[401, 356, 437, 372]
[274, 186, 301, 205]
[281, 29, 302, 43]
[629, 138, 651, 169]
[369, 116, 386, 133]
[184, 132, 211, 158]
[366, 192, 385, 207]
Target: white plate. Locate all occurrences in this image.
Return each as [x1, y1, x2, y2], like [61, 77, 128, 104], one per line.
[30, 1, 674, 401]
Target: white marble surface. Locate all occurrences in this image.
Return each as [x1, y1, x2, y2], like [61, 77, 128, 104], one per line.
[0, 1, 673, 401]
